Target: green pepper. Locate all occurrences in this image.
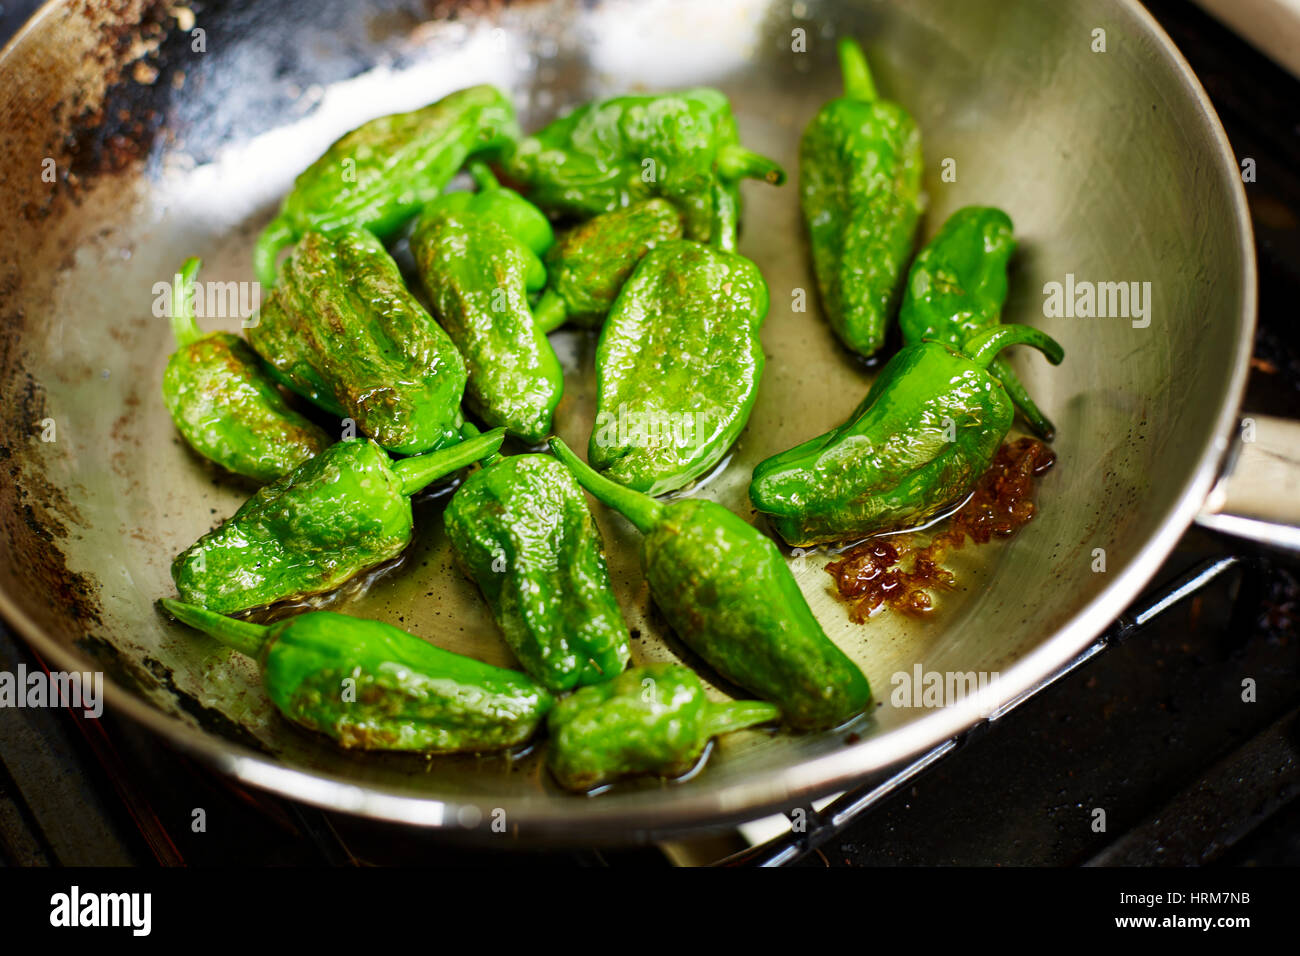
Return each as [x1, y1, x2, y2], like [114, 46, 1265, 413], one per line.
[532, 199, 684, 330]
[444, 428, 631, 693]
[801, 38, 923, 357]
[749, 325, 1064, 546]
[423, 162, 556, 255]
[546, 663, 779, 791]
[501, 88, 785, 247]
[253, 85, 519, 287]
[587, 237, 768, 495]
[172, 429, 505, 613]
[162, 257, 328, 481]
[247, 229, 467, 455]
[161, 600, 552, 753]
[549, 438, 871, 730]
[411, 165, 562, 443]
[899, 206, 1056, 439]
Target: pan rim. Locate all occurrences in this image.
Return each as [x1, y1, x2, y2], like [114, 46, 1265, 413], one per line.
[0, 0, 1258, 840]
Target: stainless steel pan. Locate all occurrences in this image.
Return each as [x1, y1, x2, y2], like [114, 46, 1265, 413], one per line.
[0, 0, 1293, 840]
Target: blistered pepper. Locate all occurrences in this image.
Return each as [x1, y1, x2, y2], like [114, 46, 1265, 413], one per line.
[253, 85, 519, 287]
[749, 326, 1064, 546]
[162, 600, 552, 753]
[899, 206, 1056, 439]
[532, 199, 684, 330]
[162, 257, 328, 481]
[247, 229, 467, 455]
[444, 427, 631, 693]
[501, 88, 785, 246]
[588, 234, 768, 495]
[801, 38, 923, 357]
[172, 429, 505, 613]
[411, 165, 562, 443]
[550, 438, 871, 730]
[546, 663, 779, 791]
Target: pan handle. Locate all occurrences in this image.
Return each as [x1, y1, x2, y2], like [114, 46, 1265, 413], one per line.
[1195, 415, 1300, 550]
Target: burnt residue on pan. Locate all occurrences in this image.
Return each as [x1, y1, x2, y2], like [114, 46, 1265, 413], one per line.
[73, 633, 274, 753]
[7, 0, 556, 224]
[0, 1, 244, 646]
[142, 654, 273, 752]
[0, 370, 103, 631]
[0, 2, 186, 642]
[7, 0, 173, 222]
[56, 0, 176, 196]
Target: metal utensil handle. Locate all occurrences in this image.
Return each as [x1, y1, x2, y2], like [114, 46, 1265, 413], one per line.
[1196, 415, 1300, 550]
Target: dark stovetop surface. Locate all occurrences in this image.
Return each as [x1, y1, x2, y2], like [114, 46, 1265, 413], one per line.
[0, 0, 1297, 867]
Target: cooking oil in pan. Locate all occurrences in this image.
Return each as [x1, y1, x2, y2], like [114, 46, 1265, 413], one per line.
[308, 318, 1055, 794]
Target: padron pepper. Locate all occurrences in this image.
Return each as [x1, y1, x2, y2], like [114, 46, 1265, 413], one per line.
[801, 38, 923, 357]
[162, 600, 552, 753]
[162, 257, 328, 481]
[899, 205, 1056, 439]
[412, 164, 562, 443]
[253, 84, 519, 287]
[588, 230, 768, 495]
[444, 426, 631, 693]
[172, 428, 505, 613]
[749, 325, 1065, 546]
[532, 198, 684, 330]
[502, 88, 785, 247]
[247, 228, 467, 455]
[550, 438, 872, 730]
[546, 663, 779, 791]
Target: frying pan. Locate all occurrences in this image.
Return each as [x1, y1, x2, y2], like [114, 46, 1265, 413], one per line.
[0, 0, 1295, 841]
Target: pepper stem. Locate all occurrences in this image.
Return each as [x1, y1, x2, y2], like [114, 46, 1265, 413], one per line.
[548, 437, 664, 535]
[532, 289, 568, 334]
[468, 161, 500, 192]
[393, 427, 506, 496]
[459, 422, 503, 469]
[161, 599, 268, 658]
[169, 257, 203, 347]
[702, 699, 781, 737]
[716, 144, 787, 186]
[989, 357, 1057, 441]
[839, 37, 877, 101]
[253, 214, 295, 289]
[964, 325, 1065, 371]
[711, 181, 739, 253]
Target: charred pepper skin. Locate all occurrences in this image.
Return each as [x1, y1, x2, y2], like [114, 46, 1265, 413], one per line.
[550, 439, 872, 731]
[501, 88, 785, 247]
[801, 38, 923, 357]
[162, 258, 328, 481]
[749, 326, 1065, 546]
[412, 166, 562, 443]
[547, 663, 779, 791]
[899, 206, 1056, 439]
[533, 199, 685, 330]
[444, 438, 631, 694]
[172, 429, 505, 614]
[253, 85, 519, 288]
[162, 601, 552, 753]
[247, 229, 467, 455]
[588, 239, 768, 496]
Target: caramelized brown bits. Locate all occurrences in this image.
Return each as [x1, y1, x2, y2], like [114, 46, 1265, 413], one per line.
[825, 439, 1055, 621]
